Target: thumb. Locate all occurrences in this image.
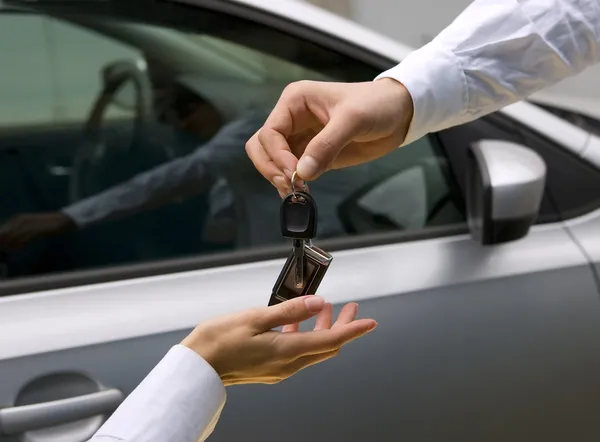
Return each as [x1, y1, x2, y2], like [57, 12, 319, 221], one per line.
[255, 296, 326, 331]
[296, 112, 362, 181]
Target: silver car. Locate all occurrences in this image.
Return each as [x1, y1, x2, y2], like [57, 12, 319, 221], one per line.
[2, 1, 600, 441]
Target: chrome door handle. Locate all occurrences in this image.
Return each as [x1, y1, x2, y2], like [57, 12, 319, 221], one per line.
[0, 389, 123, 435]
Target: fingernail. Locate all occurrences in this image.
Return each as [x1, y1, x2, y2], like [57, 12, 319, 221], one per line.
[305, 296, 325, 313]
[368, 321, 378, 331]
[283, 169, 294, 180]
[297, 156, 319, 180]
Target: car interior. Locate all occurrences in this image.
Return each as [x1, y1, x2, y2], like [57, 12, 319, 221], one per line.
[0, 5, 464, 284]
[0, 14, 278, 278]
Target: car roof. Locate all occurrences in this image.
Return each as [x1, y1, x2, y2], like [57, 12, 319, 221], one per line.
[225, 0, 414, 62]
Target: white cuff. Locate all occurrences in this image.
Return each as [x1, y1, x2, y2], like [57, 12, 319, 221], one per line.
[375, 41, 468, 146]
[92, 345, 226, 442]
[61, 205, 85, 228]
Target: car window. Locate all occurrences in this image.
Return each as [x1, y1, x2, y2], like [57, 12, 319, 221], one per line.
[435, 112, 600, 224]
[0, 13, 141, 128]
[337, 137, 464, 234]
[0, 2, 464, 291]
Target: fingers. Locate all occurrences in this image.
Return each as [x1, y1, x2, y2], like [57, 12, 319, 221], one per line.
[257, 127, 300, 181]
[253, 85, 313, 179]
[245, 131, 291, 196]
[332, 302, 358, 329]
[314, 302, 333, 331]
[282, 323, 299, 333]
[253, 296, 326, 331]
[296, 110, 365, 181]
[246, 81, 325, 192]
[282, 301, 332, 333]
[279, 317, 378, 357]
[328, 135, 403, 171]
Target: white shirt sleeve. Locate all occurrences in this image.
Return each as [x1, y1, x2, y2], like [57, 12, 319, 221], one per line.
[376, 0, 600, 146]
[89, 345, 226, 442]
[62, 148, 215, 228]
[63, 110, 266, 228]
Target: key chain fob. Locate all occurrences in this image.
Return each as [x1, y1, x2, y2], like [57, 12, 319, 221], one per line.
[268, 241, 333, 306]
[280, 190, 318, 239]
[270, 172, 331, 306]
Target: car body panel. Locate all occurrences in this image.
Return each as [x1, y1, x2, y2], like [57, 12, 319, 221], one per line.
[216, 267, 600, 442]
[0, 222, 590, 361]
[2, 225, 600, 441]
[565, 208, 600, 279]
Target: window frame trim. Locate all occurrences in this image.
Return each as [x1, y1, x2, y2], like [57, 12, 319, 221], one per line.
[497, 110, 600, 222]
[0, 0, 470, 297]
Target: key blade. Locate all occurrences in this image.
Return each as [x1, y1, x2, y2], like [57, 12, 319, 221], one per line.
[293, 239, 305, 289]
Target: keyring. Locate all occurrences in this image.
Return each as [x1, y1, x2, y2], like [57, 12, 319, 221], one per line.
[291, 171, 308, 198]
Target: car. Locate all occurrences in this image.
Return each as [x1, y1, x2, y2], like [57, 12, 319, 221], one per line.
[2, 1, 600, 441]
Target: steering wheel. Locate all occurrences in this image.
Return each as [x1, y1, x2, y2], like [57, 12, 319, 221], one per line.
[68, 59, 156, 203]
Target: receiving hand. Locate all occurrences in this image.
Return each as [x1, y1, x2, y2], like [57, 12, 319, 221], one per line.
[181, 295, 377, 386]
[245, 78, 414, 196]
[0, 212, 76, 251]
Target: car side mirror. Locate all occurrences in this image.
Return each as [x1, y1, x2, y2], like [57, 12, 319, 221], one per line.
[466, 140, 546, 245]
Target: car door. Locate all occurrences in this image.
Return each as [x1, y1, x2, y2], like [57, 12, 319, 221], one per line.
[2, 1, 600, 442]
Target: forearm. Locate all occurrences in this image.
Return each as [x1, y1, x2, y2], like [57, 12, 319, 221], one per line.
[64, 154, 215, 228]
[88, 345, 226, 442]
[378, 0, 600, 145]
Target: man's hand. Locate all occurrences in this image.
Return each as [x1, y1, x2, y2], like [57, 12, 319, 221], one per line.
[181, 296, 377, 386]
[0, 212, 76, 251]
[245, 78, 414, 196]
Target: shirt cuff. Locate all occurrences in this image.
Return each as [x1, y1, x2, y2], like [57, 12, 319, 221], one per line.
[61, 204, 88, 228]
[375, 41, 469, 146]
[92, 345, 226, 442]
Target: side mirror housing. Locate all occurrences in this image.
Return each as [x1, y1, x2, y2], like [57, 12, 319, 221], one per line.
[466, 140, 547, 245]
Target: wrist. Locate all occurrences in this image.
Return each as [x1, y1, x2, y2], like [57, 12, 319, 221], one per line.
[56, 213, 77, 233]
[181, 327, 226, 380]
[376, 42, 467, 146]
[376, 77, 415, 144]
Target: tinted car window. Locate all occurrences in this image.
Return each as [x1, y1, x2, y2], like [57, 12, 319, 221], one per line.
[337, 136, 464, 235]
[0, 1, 462, 289]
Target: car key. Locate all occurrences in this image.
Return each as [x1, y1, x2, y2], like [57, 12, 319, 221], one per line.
[270, 173, 332, 306]
[281, 193, 316, 289]
[268, 241, 333, 306]
[292, 238, 305, 289]
[280, 172, 317, 289]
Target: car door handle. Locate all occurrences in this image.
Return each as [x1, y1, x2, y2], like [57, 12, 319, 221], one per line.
[0, 389, 124, 435]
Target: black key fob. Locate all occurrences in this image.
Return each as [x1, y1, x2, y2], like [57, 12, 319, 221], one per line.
[280, 191, 318, 239]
